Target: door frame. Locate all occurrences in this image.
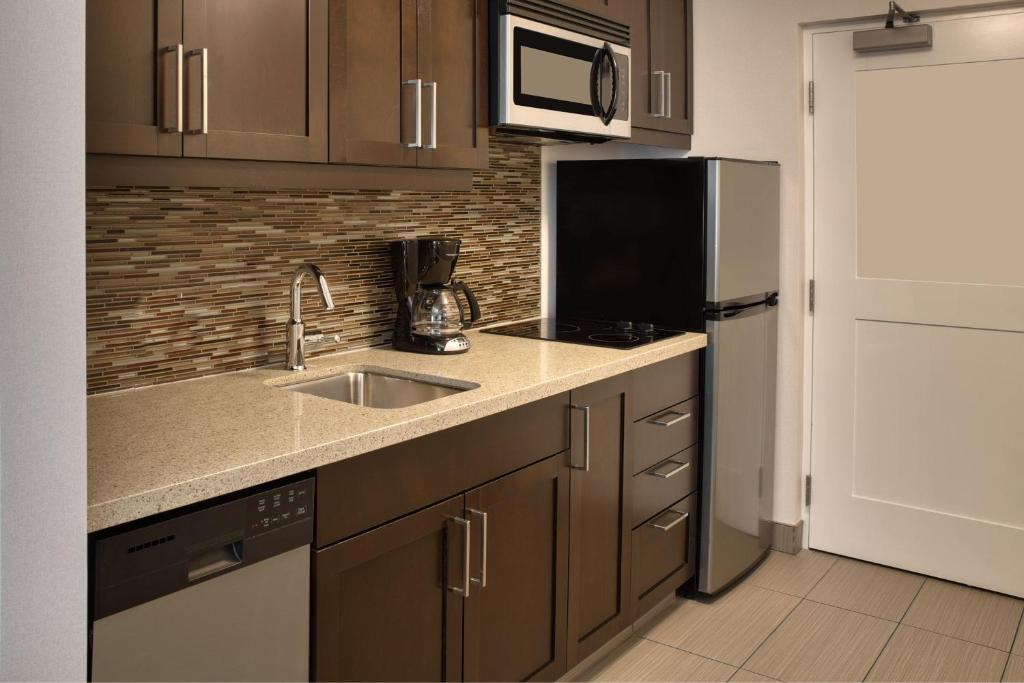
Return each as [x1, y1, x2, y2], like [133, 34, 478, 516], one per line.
[800, 4, 1024, 549]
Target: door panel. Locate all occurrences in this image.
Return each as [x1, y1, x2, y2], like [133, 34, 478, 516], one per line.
[314, 495, 464, 682]
[182, 0, 327, 161]
[566, 374, 632, 667]
[86, 0, 183, 156]
[416, 0, 488, 169]
[329, 0, 419, 166]
[463, 455, 570, 682]
[810, 11, 1024, 597]
[647, 0, 692, 134]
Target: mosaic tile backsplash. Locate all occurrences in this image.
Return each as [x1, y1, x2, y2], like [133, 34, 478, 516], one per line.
[86, 138, 541, 393]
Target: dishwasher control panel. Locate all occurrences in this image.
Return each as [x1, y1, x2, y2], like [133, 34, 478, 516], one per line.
[246, 479, 313, 534]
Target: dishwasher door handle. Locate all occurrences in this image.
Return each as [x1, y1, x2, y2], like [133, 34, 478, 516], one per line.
[187, 540, 244, 582]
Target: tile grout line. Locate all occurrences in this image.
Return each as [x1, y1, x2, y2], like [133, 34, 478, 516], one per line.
[734, 595, 807, 676]
[861, 578, 928, 682]
[1000, 610, 1024, 681]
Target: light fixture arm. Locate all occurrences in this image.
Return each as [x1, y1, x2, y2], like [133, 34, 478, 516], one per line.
[886, 1, 921, 28]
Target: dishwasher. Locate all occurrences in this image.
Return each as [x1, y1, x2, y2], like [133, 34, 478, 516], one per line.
[90, 477, 314, 682]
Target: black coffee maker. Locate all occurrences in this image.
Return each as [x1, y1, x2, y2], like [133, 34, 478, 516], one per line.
[392, 237, 481, 354]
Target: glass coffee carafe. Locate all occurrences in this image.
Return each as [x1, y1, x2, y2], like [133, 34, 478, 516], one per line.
[411, 282, 480, 337]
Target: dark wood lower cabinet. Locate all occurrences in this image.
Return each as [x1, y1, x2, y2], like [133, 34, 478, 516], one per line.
[566, 374, 633, 667]
[313, 352, 703, 681]
[463, 455, 570, 682]
[314, 495, 464, 682]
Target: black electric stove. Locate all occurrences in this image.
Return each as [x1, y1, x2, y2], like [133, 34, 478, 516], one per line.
[482, 318, 686, 349]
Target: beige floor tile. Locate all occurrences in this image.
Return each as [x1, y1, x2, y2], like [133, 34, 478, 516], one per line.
[902, 579, 1024, 651]
[638, 585, 800, 666]
[866, 624, 1008, 682]
[805, 557, 924, 621]
[571, 637, 736, 682]
[744, 550, 837, 598]
[1013, 619, 1024, 655]
[1004, 654, 1024, 682]
[729, 669, 779, 682]
[744, 600, 896, 682]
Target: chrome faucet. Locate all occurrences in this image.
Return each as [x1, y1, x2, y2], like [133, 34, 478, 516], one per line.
[286, 264, 335, 371]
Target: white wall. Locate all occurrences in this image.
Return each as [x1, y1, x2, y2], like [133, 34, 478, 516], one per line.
[0, 2, 87, 680]
[542, 0, 1010, 528]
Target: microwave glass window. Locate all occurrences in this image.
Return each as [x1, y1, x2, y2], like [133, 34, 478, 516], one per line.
[520, 46, 591, 105]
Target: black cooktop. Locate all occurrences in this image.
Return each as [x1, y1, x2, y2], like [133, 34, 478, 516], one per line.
[482, 318, 686, 349]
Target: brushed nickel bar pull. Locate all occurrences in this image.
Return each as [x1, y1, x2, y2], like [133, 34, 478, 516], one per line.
[162, 44, 183, 133]
[448, 516, 471, 597]
[651, 510, 688, 532]
[569, 404, 591, 471]
[652, 70, 666, 117]
[186, 48, 208, 134]
[649, 410, 691, 427]
[649, 460, 690, 479]
[402, 79, 422, 148]
[424, 81, 438, 149]
[467, 508, 487, 588]
[664, 71, 672, 118]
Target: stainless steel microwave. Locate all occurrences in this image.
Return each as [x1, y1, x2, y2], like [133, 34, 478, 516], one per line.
[491, 1, 630, 141]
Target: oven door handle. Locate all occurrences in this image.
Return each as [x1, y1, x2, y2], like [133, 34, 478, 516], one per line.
[589, 42, 619, 126]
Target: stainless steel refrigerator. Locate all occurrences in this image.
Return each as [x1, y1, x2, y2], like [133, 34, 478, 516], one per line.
[554, 157, 780, 595]
[700, 159, 779, 594]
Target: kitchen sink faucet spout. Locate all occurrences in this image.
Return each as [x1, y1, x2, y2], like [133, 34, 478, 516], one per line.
[286, 263, 335, 371]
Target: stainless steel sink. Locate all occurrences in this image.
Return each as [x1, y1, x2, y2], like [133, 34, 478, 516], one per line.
[285, 370, 476, 409]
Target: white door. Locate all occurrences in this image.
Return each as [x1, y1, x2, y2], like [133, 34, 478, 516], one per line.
[810, 10, 1024, 597]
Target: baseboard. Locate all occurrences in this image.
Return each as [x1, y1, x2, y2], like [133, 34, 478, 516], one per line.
[770, 519, 805, 554]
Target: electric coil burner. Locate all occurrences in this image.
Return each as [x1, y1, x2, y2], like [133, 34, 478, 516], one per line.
[482, 318, 685, 350]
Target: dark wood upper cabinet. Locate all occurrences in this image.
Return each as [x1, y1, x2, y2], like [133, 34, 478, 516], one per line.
[463, 454, 570, 682]
[181, 0, 328, 162]
[86, 0, 184, 156]
[624, 0, 693, 139]
[415, 0, 489, 169]
[328, 0, 487, 170]
[328, 0, 418, 166]
[566, 374, 633, 667]
[314, 495, 465, 682]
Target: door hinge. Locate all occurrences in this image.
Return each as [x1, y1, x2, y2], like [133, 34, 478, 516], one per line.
[808, 278, 816, 314]
[808, 81, 815, 114]
[805, 475, 812, 506]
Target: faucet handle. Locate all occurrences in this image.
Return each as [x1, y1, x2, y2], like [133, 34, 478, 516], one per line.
[304, 332, 341, 345]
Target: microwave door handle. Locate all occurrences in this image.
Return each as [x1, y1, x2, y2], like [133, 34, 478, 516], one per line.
[604, 44, 619, 124]
[590, 43, 619, 126]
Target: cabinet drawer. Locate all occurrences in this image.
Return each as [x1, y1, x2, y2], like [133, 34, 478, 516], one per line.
[632, 446, 698, 528]
[631, 352, 699, 422]
[633, 398, 698, 474]
[632, 494, 696, 601]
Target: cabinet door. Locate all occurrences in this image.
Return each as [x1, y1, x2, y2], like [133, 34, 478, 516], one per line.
[415, 0, 488, 169]
[314, 495, 465, 682]
[328, 0, 419, 166]
[182, 0, 327, 162]
[86, 0, 183, 156]
[566, 374, 633, 667]
[627, 0, 692, 135]
[463, 454, 570, 682]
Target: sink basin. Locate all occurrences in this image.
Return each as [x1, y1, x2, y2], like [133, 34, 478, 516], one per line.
[285, 370, 476, 409]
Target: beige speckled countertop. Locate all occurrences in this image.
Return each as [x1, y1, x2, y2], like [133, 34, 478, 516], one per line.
[88, 327, 707, 532]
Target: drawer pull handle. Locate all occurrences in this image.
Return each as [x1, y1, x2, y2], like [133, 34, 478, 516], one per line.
[649, 410, 691, 427]
[649, 460, 690, 479]
[651, 510, 688, 532]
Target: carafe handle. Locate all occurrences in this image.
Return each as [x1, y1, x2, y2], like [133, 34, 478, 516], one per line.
[451, 281, 481, 326]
